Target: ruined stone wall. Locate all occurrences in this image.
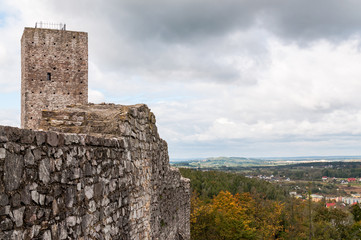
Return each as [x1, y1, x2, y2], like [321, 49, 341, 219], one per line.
[0, 104, 190, 239]
[21, 27, 88, 130]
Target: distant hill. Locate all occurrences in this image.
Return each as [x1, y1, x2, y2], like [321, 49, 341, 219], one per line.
[171, 156, 273, 168]
[171, 156, 361, 169]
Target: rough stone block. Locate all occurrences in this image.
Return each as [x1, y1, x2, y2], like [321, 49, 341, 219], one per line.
[0, 148, 5, 159]
[47, 132, 59, 147]
[39, 158, 51, 184]
[4, 153, 24, 191]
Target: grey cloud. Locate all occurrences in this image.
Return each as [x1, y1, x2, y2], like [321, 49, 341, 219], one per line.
[42, 0, 361, 87]
[92, 0, 361, 44]
[264, 0, 361, 43]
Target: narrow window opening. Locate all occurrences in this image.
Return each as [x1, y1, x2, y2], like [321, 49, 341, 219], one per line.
[53, 67, 56, 70]
[80, 58, 82, 60]
[40, 91, 42, 94]
[78, 70, 80, 72]
[53, 92, 56, 94]
[80, 92, 82, 95]
[53, 43, 56, 45]
[80, 81, 83, 83]
[30, 117, 33, 119]
[66, 44, 68, 46]
[47, 72, 51, 81]
[54, 55, 57, 58]
[67, 92, 70, 95]
[73, 36, 76, 39]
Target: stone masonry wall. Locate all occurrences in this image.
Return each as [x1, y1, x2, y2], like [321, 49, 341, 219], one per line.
[0, 104, 190, 239]
[21, 27, 88, 130]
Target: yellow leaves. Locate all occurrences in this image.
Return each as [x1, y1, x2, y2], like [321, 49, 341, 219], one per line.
[190, 190, 286, 239]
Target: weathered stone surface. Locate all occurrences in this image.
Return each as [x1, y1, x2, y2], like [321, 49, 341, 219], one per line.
[84, 185, 94, 200]
[43, 230, 52, 240]
[35, 131, 46, 145]
[4, 153, 24, 191]
[0, 218, 13, 231]
[31, 190, 39, 204]
[11, 193, 21, 207]
[39, 158, 51, 184]
[0, 103, 190, 240]
[24, 148, 35, 165]
[66, 216, 77, 227]
[47, 131, 59, 147]
[0, 148, 6, 159]
[0, 194, 9, 206]
[11, 207, 25, 227]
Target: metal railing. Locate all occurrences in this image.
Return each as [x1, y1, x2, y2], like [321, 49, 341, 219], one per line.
[35, 22, 66, 30]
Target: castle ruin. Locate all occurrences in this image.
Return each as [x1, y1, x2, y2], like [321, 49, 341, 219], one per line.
[21, 25, 88, 129]
[0, 24, 190, 239]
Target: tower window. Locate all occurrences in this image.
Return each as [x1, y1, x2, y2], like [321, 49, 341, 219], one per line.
[53, 67, 56, 70]
[47, 73, 51, 81]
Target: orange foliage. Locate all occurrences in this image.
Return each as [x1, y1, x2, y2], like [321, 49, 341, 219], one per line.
[191, 191, 285, 239]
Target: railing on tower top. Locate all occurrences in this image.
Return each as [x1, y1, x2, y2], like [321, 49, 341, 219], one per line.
[35, 22, 66, 30]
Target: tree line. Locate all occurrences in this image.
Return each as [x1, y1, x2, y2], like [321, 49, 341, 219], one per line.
[180, 168, 361, 239]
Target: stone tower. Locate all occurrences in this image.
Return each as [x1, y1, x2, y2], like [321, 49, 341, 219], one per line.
[21, 24, 88, 129]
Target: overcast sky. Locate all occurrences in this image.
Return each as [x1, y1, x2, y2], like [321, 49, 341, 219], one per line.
[1, 0, 361, 159]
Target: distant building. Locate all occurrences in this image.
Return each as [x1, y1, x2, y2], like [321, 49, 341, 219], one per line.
[289, 191, 297, 196]
[322, 176, 328, 182]
[342, 197, 361, 205]
[326, 203, 336, 208]
[348, 178, 357, 182]
[310, 194, 324, 202]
